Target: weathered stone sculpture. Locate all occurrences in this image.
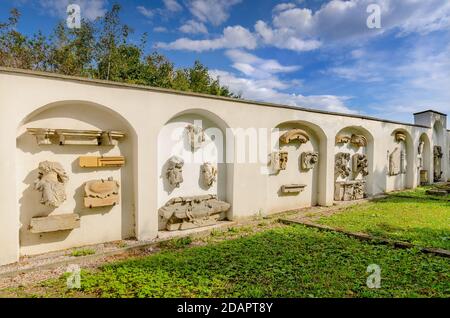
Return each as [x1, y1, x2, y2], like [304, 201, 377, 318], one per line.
[158, 194, 231, 231]
[34, 161, 69, 208]
[279, 129, 310, 145]
[27, 128, 125, 146]
[166, 156, 184, 188]
[270, 151, 288, 172]
[352, 153, 369, 177]
[335, 153, 351, 178]
[84, 177, 120, 208]
[389, 148, 401, 176]
[418, 141, 425, 168]
[434, 146, 443, 182]
[395, 132, 407, 143]
[334, 180, 367, 201]
[201, 162, 217, 187]
[350, 134, 367, 148]
[280, 184, 307, 194]
[336, 134, 351, 144]
[186, 124, 205, 150]
[301, 152, 319, 170]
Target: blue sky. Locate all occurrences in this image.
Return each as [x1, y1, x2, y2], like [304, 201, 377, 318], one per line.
[2, 0, 450, 123]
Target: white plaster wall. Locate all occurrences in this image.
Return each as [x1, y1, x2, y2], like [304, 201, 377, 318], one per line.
[0, 68, 447, 266]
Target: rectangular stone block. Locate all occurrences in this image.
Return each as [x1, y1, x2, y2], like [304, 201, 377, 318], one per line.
[30, 214, 80, 234]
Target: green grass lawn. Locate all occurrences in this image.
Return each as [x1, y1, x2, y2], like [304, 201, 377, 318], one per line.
[3, 224, 449, 298]
[317, 187, 450, 250]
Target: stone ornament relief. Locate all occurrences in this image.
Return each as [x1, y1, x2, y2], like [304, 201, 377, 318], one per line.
[84, 177, 120, 208]
[335, 153, 351, 179]
[352, 154, 369, 177]
[279, 129, 310, 145]
[166, 156, 184, 188]
[158, 194, 231, 231]
[418, 140, 425, 168]
[434, 146, 443, 182]
[27, 128, 125, 146]
[395, 132, 407, 143]
[186, 124, 205, 150]
[280, 184, 307, 194]
[389, 147, 400, 176]
[201, 162, 218, 187]
[336, 134, 367, 148]
[301, 152, 319, 170]
[334, 180, 367, 201]
[34, 161, 69, 208]
[269, 151, 288, 172]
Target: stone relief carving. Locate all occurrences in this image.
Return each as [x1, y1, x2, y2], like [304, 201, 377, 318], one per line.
[434, 146, 443, 182]
[166, 156, 184, 188]
[280, 184, 307, 194]
[400, 150, 406, 174]
[336, 134, 367, 147]
[269, 151, 288, 172]
[352, 154, 369, 177]
[84, 177, 120, 208]
[350, 134, 367, 148]
[279, 129, 310, 145]
[186, 124, 205, 150]
[34, 161, 69, 208]
[201, 162, 217, 187]
[334, 180, 367, 201]
[418, 141, 425, 168]
[27, 128, 125, 146]
[335, 153, 351, 179]
[301, 152, 319, 170]
[395, 132, 407, 143]
[389, 148, 401, 176]
[158, 194, 231, 231]
[79, 156, 125, 168]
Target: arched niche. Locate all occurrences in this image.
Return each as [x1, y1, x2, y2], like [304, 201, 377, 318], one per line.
[334, 126, 374, 200]
[418, 133, 431, 185]
[387, 129, 414, 190]
[267, 121, 326, 212]
[16, 101, 137, 256]
[157, 109, 233, 230]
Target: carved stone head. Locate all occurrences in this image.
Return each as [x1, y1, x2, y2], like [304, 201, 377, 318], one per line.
[166, 156, 184, 188]
[201, 162, 218, 187]
[34, 161, 69, 208]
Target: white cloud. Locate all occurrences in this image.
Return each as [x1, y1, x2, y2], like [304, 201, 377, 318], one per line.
[137, 6, 154, 19]
[179, 20, 208, 34]
[255, 20, 321, 51]
[225, 49, 300, 79]
[187, 0, 241, 26]
[273, 3, 297, 13]
[156, 25, 256, 52]
[38, 0, 107, 21]
[211, 69, 355, 113]
[163, 0, 183, 12]
[154, 26, 168, 33]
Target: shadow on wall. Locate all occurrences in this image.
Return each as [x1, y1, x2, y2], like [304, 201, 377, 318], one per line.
[16, 102, 137, 251]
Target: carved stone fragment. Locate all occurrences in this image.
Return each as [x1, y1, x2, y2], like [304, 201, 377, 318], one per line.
[158, 195, 230, 231]
[434, 146, 443, 182]
[166, 156, 184, 188]
[279, 129, 310, 145]
[280, 184, 307, 194]
[334, 180, 367, 201]
[34, 161, 69, 208]
[270, 151, 288, 172]
[84, 177, 120, 208]
[352, 153, 369, 177]
[186, 124, 205, 150]
[389, 148, 401, 176]
[335, 135, 351, 144]
[79, 156, 125, 168]
[301, 152, 319, 170]
[201, 162, 217, 187]
[27, 128, 125, 146]
[418, 141, 425, 168]
[395, 132, 407, 142]
[350, 134, 367, 148]
[30, 214, 80, 234]
[335, 153, 351, 178]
